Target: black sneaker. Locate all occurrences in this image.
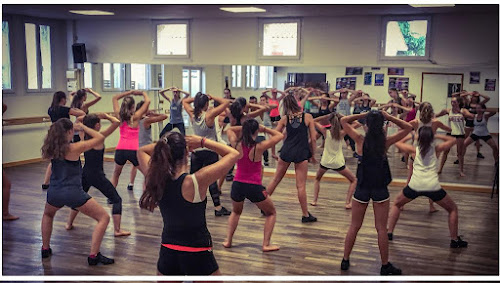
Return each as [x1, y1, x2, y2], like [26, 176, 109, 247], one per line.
[215, 206, 231, 216]
[42, 184, 49, 190]
[453, 159, 459, 164]
[127, 184, 134, 191]
[88, 252, 114, 266]
[264, 161, 269, 166]
[301, 213, 317, 223]
[380, 262, 402, 275]
[340, 258, 350, 270]
[477, 153, 485, 159]
[353, 152, 361, 159]
[388, 232, 393, 241]
[450, 236, 468, 248]
[401, 156, 405, 162]
[225, 175, 234, 182]
[41, 247, 52, 258]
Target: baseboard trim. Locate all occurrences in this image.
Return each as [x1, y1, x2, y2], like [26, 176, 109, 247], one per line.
[2, 158, 45, 168]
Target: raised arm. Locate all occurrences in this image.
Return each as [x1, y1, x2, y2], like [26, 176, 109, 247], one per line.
[476, 92, 490, 105]
[226, 126, 242, 148]
[205, 95, 231, 124]
[112, 90, 135, 115]
[132, 91, 151, 121]
[435, 109, 449, 118]
[182, 97, 195, 120]
[137, 143, 156, 175]
[435, 134, 456, 154]
[340, 112, 369, 143]
[69, 122, 105, 157]
[81, 88, 102, 112]
[461, 108, 475, 119]
[99, 113, 121, 137]
[395, 140, 416, 155]
[256, 125, 284, 151]
[486, 109, 498, 119]
[433, 119, 452, 133]
[159, 88, 172, 102]
[143, 112, 169, 129]
[69, 108, 86, 117]
[246, 103, 267, 119]
[382, 111, 413, 148]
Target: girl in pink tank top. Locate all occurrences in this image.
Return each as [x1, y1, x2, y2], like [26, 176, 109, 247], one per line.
[223, 119, 284, 252]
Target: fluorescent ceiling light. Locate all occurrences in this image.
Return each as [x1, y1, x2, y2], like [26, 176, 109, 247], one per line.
[69, 10, 115, 16]
[409, 4, 455, 8]
[220, 7, 266, 13]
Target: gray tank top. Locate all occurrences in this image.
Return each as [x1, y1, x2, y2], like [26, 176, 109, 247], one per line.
[169, 99, 183, 124]
[139, 119, 152, 147]
[192, 112, 218, 151]
[473, 116, 489, 136]
[337, 99, 351, 116]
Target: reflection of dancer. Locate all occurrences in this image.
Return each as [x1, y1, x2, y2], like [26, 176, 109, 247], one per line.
[223, 120, 283, 252]
[340, 110, 412, 275]
[159, 87, 190, 137]
[41, 119, 114, 265]
[138, 132, 239, 275]
[388, 127, 468, 248]
[2, 103, 19, 221]
[463, 104, 498, 166]
[262, 88, 286, 160]
[462, 91, 490, 159]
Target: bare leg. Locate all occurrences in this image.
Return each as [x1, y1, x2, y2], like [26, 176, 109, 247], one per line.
[266, 159, 290, 196]
[312, 167, 328, 206]
[343, 200, 369, 260]
[429, 199, 438, 213]
[486, 138, 499, 163]
[111, 164, 124, 188]
[2, 171, 18, 220]
[294, 160, 310, 217]
[223, 201, 244, 248]
[255, 197, 279, 252]
[41, 203, 61, 249]
[438, 148, 450, 174]
[435, 194, 459, 240]
[457, 138, 465, 177]
[387, 191, 413, 234]
[76, 198, 111, 255]
[66, 209, 79, 230]
[338, 168, 357, 209]
[129, 166, 137, 188]
[218, 175, 225, 193]
[373, 200, 390, 265]
[112, 214, 131, 237]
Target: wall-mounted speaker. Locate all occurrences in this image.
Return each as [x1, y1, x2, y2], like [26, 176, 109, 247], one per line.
[72, 43, 87, 63]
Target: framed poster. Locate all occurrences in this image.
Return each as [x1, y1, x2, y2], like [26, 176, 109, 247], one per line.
[388, 67, 404, 76]
[485, 79, 496, 91]
[336, 77, 357, 90]
[364, 72, 372, 85]
[388, 77, 409, 91]
[374, 74, 384, 86]
[470, 72, 480, 84]
[447, 83, 462, 97]
[345, 67, 363, 76]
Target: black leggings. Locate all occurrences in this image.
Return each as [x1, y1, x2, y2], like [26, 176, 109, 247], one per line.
[344, 135, 356, 151]
[82, 172, 122, 215]
[190, 150, 221, 207]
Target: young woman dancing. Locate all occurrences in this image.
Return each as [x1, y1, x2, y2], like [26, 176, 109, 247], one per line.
[388, 127, 468, 248]
[222, 119, 283, 252]
[183, 92, 233, 216]
[65, 113, 131, 237]
[41, 118, 113, 265]
[158, 86, 190, 137]
[463, 91, 491, 158]
[340, 110, 412, 275]
[262, 88, 286, 159]
[265, 95, 318, 223]
[42, 91, 86, 190]
[311, 113, 357, 209]
[70, 88, 102, 142]
[463, 104, 498, 165]
[111, 90, 150, 191]
[138, 132, 239, 275]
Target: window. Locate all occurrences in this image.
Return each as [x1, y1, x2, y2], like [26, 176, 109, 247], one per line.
[83, 62, 93, 88]
[2, 21, 12, 90]
[130, 64, 147, 90]
[259, 18, 301, 59]
[231, 65, 242, 88]
[259, 66, 274, 89]
[182, 68, 203, 126]
[246, 66, 257, 88]
[103, 63, 124, 90]
[155, 21, 189, 57]
[25, 23, 53, 90]
[380, 16, 431, 61]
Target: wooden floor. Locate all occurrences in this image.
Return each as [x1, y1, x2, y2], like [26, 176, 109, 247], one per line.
[3, 160, 499, 276]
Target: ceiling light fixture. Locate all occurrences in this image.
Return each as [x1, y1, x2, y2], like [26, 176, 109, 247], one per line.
[409, 4, 455, 8]
[69, 10, 115, 16]
[220, 7, 266, 13]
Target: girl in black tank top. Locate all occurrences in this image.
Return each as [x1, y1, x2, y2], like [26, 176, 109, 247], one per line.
[138, 131, 239, 276]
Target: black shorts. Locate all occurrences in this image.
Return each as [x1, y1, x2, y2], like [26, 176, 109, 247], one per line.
[320, 164, 346, 171]
[465, 119, 474, 128]
[270, 115, 281, 122]
[114, 150, 139, 166]
[403, 185, 447, 202]
[47, 186, 92, 209]
[447, 133, 465, 139]
[231, 181, 268, 203]
[353, 185, 390, 203]
[157, 245, 218, 275]
[470, 134, 492, 142]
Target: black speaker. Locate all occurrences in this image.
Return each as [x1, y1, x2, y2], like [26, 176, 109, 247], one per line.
[72, 43, 87, 63]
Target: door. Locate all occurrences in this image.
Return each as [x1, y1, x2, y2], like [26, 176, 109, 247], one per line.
[182, 68, 204, 127]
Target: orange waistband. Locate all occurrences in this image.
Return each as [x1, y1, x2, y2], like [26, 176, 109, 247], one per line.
[162, 243, 212, 252]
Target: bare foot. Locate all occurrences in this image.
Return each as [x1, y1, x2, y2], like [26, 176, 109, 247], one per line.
[223, 240, 232, 248]
[459, 171, 466, 177]
[114, 230, 131, 237]
[345, 203, 352, 209]
[3, 214, 19, 221]
[437, 170, 442, 174]
[65, 223, 74, 230]
[429, 207, 438, 213]
[272, 154, 279, 160]
[310, 201, 317, 206]
[262, 245, 280, 252]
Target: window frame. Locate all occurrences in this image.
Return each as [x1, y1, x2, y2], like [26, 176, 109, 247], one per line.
[231, 65, 243, 89]
[102, 63, 125, 92]
[378, 15, 432, 62]
[258, 18, 302, 60]
[153, 20, 191, 59]
[24, 20, 55, 93]
[2, 18, 14, 94]
[127, 63, 151, 90]
[83, 62, 93, 89]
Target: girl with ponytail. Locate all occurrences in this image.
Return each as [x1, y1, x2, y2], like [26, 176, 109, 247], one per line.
[223, 119, 284, 252]
[137, 132, 239, 275]
[69, 88, 102, 142]
[339, 109, 413, 275]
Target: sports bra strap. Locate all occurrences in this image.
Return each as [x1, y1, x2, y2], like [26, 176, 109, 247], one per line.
[191, 174, 202, 203]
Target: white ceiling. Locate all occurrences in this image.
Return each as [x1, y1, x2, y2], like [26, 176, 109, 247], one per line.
[3, 4, 497, 21]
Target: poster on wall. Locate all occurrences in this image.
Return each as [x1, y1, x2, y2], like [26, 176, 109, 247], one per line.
[447, 83, 462, 97]
[388, 77, 409, 91]
[364, 72, 372, 85]
[374, 74, 384, 86]
[470, 72, 480, 84]
[485, 79, 496, 91]
[345, 67, 363, 76]
[388, 67, 405, 76]
[336, 77, 357, 90]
